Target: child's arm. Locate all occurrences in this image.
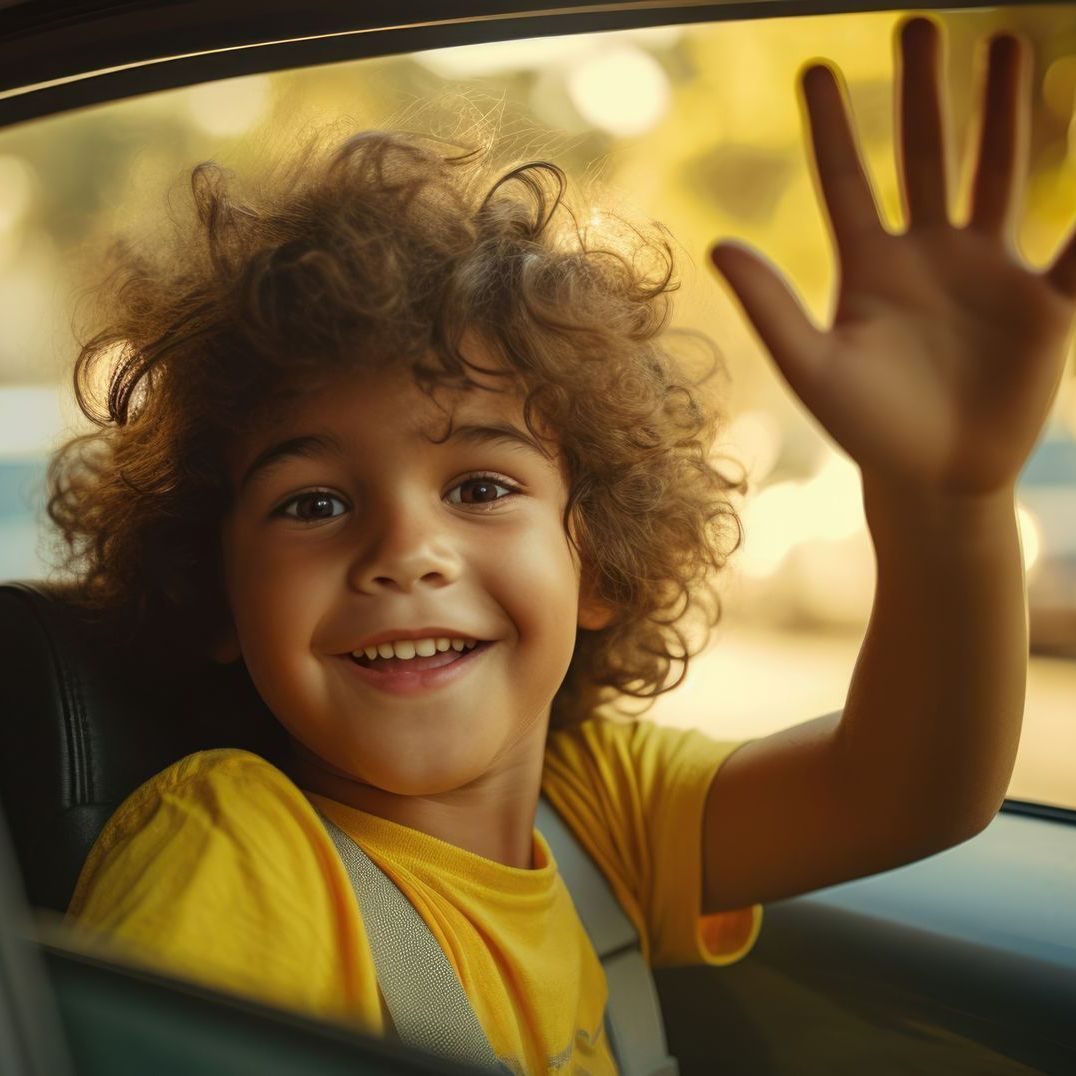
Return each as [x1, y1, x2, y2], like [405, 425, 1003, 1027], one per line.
[700, 17, 1076, 914]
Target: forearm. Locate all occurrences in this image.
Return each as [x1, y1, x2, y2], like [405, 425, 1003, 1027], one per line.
[834, 474, 1028, 845]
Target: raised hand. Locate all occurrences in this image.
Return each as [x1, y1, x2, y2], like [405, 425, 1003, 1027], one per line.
[710, 17, 1076, 497]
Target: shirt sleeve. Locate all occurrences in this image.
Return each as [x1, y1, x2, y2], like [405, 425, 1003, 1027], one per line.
[65, 748, 383, 1033]
[541, 711, 763, 968]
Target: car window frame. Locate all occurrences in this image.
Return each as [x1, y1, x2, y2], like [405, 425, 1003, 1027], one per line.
[1, 0, 1069, 128]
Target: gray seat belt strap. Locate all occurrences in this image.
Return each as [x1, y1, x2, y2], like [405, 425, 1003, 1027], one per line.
[535, 798, 679, 1076]
[317, 811, 511, 1074]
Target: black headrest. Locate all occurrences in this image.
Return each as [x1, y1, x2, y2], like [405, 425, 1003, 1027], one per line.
[0, 581, 288, 914]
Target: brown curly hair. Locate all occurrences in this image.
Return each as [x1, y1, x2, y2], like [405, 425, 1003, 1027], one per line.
[45, 127, 747, 730]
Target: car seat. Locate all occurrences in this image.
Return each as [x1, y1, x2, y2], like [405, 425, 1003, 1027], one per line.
[0, 579, 291, 914]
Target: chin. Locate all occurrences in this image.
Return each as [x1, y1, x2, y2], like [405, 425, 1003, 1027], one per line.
[296, 729, 497, 798]
[360, 751, 493, 797]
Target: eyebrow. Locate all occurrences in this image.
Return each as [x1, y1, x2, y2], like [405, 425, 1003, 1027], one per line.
[438, 422, 551, 460]
[239, 433, 345, 493]
[238, 421, 550, 493]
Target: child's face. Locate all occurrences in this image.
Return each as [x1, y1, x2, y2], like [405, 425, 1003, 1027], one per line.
[216, 354, 611, 797]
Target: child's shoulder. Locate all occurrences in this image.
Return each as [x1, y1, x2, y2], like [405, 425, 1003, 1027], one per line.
[150, 746, 278, 781]
[129, 745, 288, 796]
[543, 705, 748, 795]
[545, 705, 728, 754]
[95, 748, 301, 848]
[69, 748, 322, 916]
[544, 706, 631, 762]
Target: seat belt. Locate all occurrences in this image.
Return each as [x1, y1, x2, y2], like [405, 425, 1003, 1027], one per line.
[319, 811, 512, 1073]
[535, 799, 679, 1076]
[317, 801, 679, 1076]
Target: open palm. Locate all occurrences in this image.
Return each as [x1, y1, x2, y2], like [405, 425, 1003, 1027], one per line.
[711, 18, 1076, 496]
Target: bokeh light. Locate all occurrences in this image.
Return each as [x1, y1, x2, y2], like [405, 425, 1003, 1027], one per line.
[184, 74, 272, 137]
[566, 44, 671, 137]
[0, 155, 35, 231]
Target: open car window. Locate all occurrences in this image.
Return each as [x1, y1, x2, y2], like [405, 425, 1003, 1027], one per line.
[1, 4, 1073, 810]
[1, 6, 1074, 1076]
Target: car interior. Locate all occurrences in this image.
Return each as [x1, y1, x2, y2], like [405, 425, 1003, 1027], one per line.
[1, 2, 1075, 1075]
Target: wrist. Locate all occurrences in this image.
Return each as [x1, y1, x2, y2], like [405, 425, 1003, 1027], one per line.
[859, 472, 1018, 555]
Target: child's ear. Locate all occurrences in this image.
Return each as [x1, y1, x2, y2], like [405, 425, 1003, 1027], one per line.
[571, 521, 615, 630]
[209, 622, 241, 664]
[578, 585, 616, 632]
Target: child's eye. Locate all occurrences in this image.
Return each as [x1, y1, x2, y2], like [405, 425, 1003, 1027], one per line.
[274, 490, 348, 522]
[446, 474, 519, 508]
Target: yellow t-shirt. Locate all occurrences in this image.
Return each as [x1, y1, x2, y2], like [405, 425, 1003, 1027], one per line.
[66, 713, 762, 1074]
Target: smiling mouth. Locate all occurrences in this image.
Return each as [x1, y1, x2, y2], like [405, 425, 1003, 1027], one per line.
[348, 641, 492, 674]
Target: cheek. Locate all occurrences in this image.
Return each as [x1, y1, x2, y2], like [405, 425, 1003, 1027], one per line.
[485, 517, 581, 647]
[226, 554, 333, 725]
[222, 529, 327, 653]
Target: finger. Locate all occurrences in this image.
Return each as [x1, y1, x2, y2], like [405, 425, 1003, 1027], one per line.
[801, 63, 886, 256]
[711, 241, 827, 395]
[1047, 221, 1076, 300]
[968, 33, 1030, 236]
[897, 16, 950, 228]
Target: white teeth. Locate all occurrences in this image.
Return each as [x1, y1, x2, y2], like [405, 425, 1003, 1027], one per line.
[353, 636, 480, 661]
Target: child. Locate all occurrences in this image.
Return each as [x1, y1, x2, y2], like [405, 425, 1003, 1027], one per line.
[53, 16, 1075, 1075]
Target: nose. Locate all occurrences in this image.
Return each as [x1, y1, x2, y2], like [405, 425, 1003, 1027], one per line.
[348, 492, 462, 595]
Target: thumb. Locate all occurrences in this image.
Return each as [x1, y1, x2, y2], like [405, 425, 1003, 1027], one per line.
[710, 241, 827, 398]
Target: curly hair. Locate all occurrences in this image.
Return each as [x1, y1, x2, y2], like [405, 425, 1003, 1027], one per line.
[45, 127, 747, 731]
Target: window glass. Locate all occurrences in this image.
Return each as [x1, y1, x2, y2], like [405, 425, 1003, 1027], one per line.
[1, 5, 1073, 809]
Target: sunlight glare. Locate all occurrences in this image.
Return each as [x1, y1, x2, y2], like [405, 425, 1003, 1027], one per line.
[185, 75, 271, 137]
[1017, 502, 1042, 575]
[567, 45, 671, 137]
[0, 155, 34, 231]
[738, 448, 863, 579]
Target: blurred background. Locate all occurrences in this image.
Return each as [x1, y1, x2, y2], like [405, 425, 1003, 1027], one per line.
[0, 5, 1074, 808]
